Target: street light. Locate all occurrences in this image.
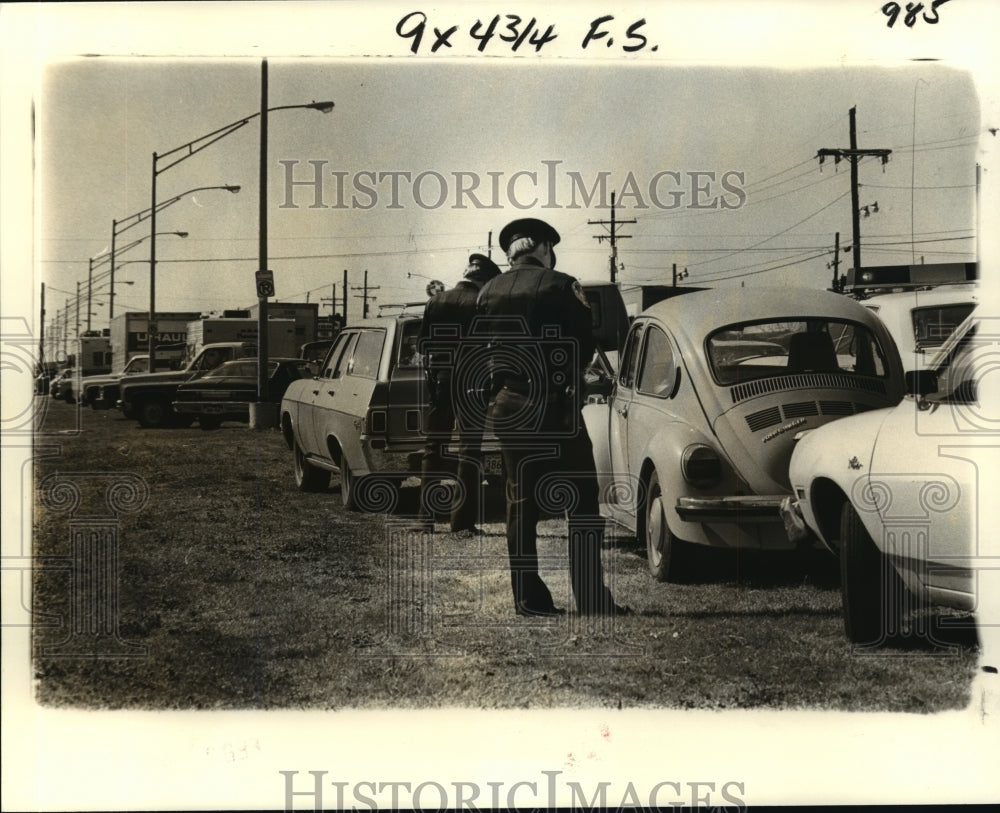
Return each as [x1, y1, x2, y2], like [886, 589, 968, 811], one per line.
[109, 185, 239, 319]
[89, 231, 187, 330]
[148, 80, 333, 377]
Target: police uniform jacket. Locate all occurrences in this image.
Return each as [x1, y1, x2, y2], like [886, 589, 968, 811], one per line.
[475, 256, 595, 397]
[419, 279, 480, 381]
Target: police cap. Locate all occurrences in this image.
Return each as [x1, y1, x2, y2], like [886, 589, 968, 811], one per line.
[498, 218, 561, 252]
[464, 253, 501, 284]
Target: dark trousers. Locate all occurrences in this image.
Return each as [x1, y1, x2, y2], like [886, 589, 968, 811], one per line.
[489, 387, 615, 613]
[419, 376, 485, 531]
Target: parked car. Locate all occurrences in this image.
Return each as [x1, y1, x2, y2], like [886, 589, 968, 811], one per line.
[281, 313, 440, 509]
[281, 281, 631, 511]
[80, 354, 151, 409]
[584, 287, 905, 582]
[118, 342, 258, 428]
[857, 283, 978, 372]
[35, 363, 58, 395]
[786, 309, 994, 644]
[173, 357, 314, 429]
[48, 368, 77, 402]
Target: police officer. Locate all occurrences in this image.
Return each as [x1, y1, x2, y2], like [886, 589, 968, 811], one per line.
[476, 218, 628, 617]
[417, 253, 501, 534]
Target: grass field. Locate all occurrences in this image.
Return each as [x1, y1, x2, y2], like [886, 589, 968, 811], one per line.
[31, 397, 979, 711]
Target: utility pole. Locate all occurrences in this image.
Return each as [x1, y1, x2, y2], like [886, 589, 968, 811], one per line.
[75, 281, 81, 338]
[829, 232, 841, 292]
[320, 282, 337, 327]
[672, 264, 688, 288]
[588, 191, 635, 284]
[352, 270, 379, 319]
[487, 230, 493, 260]
[817, 107, 892, 280]
[343, 269, 348, 325]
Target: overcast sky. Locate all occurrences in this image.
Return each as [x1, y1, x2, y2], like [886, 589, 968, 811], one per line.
[38, 58, 981, 329]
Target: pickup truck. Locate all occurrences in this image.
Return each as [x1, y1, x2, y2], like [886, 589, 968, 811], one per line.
[117, 342, 257, 427]
[81, 354, 157, 409]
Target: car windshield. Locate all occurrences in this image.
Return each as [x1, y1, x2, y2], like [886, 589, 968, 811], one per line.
[707, 318, 890, 386]
[912, 302, 976, 351]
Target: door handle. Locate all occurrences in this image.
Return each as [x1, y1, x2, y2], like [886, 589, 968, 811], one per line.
[311, 389, 319, 395]
[615, 404, 629, 418]
[327, 390, 336, 396]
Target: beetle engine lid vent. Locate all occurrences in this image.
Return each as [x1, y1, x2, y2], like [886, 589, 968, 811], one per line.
[746, 406, 782, 432]
[729, 373, 887, 404]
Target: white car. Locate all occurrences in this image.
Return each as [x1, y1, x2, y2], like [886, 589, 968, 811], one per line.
[585, 287, 905, 582]
[787, 310, 997, 644]
[857, 283, 977, 372]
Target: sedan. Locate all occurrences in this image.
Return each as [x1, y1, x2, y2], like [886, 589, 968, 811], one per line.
[585, 287, 905, 582]
[787, 310, 995, 644]
[173, 358, 313, 429]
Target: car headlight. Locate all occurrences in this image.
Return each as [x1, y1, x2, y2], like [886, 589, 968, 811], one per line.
[681, 443, 722, 488]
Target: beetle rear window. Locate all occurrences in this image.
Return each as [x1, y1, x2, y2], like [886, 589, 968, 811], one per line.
[707, 318, 890, 386]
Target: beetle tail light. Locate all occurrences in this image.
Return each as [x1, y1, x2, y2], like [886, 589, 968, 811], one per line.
[681, 444, 722, 488]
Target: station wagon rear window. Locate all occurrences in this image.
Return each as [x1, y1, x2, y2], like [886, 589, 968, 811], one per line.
[707, 318, 890, 386]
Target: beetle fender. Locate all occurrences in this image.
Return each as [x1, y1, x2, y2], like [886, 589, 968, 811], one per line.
[640, 421, 738, 546]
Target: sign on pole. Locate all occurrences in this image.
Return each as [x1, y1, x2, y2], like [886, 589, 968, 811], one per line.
[255, 269, 275, 299]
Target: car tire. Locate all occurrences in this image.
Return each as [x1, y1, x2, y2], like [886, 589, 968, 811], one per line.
[136, 399, 169, 428]
[839, 501, 906, 646]
[644, 469, 688, 583]
[294, 442, 330, 493]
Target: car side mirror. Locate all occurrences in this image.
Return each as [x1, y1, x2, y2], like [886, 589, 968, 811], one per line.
[905, 369, 938, 398]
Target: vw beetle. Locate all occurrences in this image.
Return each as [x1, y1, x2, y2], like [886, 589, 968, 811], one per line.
[585, 286, 905, 581]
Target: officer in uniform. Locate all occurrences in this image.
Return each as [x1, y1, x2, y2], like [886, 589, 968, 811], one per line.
[418, 253, 501, 534]
[476, 218, 628, 617]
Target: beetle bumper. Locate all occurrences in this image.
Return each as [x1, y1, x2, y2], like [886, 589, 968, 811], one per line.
[676, 494, 786, 523]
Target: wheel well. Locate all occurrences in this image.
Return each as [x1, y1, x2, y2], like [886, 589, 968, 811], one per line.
[811, 477, 848, 553]
[325, 435, 344, 469]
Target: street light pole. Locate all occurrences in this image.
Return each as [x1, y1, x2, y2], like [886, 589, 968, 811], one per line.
[87, 258, 94, 333]
[255, 58, 271, 426]
[112, 185, 239, 322]
[147, 93, 332, 373]
[110, 219, 118, 320]
[149, 151, 159, 367]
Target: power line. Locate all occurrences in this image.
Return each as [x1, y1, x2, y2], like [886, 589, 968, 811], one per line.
[686, 189, 851, 271]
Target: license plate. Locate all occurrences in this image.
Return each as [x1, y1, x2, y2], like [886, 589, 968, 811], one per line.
[484, 454, 504, 476]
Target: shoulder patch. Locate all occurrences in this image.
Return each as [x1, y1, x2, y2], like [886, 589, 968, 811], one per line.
[572, 280, 591, 308]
